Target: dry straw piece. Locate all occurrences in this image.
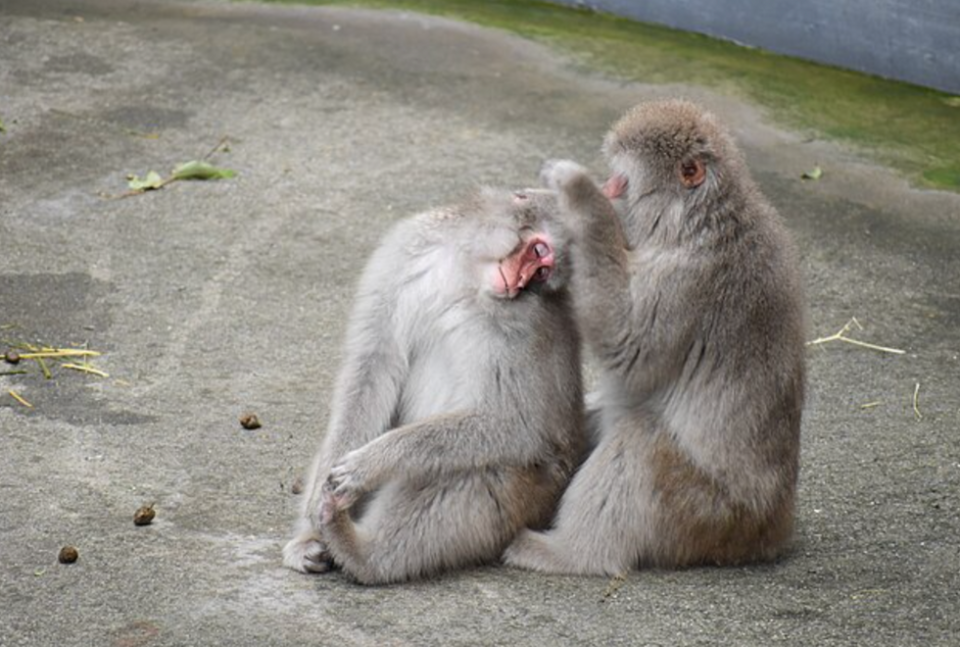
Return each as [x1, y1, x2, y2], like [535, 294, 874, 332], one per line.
[1, 341, 109, 410]
[913, 382, 923, 421]
[807, 318, 905, 355]
[8, 389, 33, 408]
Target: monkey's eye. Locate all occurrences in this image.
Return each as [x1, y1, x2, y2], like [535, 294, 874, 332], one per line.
[678, 158, 706, 188]
[533, 242, 550, 258]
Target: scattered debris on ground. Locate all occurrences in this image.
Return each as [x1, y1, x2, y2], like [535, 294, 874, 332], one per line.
[291, 476, 304, 495]
[109, 137, 236, 199]
[1, 338, 109, 409]
[600, 573, 627, 602]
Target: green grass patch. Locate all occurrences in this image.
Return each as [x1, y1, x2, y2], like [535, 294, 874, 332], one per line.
[258, 0, 960, 192]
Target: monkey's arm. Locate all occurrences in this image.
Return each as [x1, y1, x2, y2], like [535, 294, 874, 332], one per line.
[544, 160, 700, 390]
[541, 161, 639, 359]
[285, 324, 406, 573]
[300, 269, 409, 525]
[285, 228, 413, 572]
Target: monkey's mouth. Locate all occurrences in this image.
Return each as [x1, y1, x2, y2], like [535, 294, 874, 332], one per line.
[602, 173, 628, 199]
[496, 237, 554, 298]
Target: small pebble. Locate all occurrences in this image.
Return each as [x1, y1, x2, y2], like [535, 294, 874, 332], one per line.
[4, 350, 20, 364]
[58, 546, 79, 564]
[291, 476, 304, 495]
[239, 413, 262, 430]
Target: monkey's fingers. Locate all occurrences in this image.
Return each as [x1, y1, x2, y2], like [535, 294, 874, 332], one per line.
[327, 453, 370, 497]
[321, 479, 357, 519]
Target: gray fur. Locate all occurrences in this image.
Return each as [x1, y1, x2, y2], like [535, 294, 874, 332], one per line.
[283, 188, 585, 584]
[504, 99, 806, 575]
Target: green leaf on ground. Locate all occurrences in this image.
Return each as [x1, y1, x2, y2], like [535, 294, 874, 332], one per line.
[126, 171, 164, 191]
[801, 166, 823, 180]
[127, 171, 163, 191]
[171, 160, 237, 181]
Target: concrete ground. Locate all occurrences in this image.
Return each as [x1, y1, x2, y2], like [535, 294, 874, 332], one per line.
[1, 1, 959, 645]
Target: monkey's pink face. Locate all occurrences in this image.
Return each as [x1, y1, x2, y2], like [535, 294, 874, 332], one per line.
[493, 235, 555, 299]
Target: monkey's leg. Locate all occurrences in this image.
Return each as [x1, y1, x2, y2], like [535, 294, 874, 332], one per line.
[637, 431, 798, 568]
[504, 427, 652, 576]
[323, 471, 536, 585]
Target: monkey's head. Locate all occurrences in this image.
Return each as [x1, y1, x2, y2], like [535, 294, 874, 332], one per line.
[601, 99, 744, 207]
[468, 188, 570, 301]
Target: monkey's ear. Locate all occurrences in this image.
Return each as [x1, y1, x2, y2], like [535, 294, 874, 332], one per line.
[677, 157, 706, 188]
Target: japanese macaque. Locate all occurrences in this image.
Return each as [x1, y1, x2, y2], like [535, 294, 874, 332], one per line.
[504, 99, 806, 574]
[283, 189, 585, 585]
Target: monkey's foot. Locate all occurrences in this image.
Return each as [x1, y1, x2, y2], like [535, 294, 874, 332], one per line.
[283, 533, 334, 574]
[504, 530, 622, 576]
[539, 159, 588, 192]
[502, 530, 552, 571]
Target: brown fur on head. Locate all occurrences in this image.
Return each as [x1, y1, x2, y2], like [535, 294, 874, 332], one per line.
[602, 99, 746, 201]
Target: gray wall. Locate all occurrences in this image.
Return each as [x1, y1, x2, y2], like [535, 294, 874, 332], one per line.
[553, 0, 960, 94]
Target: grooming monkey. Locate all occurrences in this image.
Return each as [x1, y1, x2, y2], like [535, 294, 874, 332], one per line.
[504, 99, 806, 574]
[283, 189, 585, 585]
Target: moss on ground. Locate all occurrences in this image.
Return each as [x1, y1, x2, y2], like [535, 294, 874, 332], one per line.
[260, 0, 960, 192]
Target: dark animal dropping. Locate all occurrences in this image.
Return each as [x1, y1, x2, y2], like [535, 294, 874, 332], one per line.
[134, 504, 156, 526]
[58, 546, 79, 564]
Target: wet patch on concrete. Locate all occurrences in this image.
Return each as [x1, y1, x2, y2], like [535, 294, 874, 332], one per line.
[43, 51, 115, 76]
[0, 272, 155, 425]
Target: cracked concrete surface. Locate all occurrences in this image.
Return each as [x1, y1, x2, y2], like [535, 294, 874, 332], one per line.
[1, 1, 959, 645]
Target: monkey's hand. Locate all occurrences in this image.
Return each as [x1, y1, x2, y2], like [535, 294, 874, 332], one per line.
[326, 446, 382, 511]
[539, 159, 590, 192]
